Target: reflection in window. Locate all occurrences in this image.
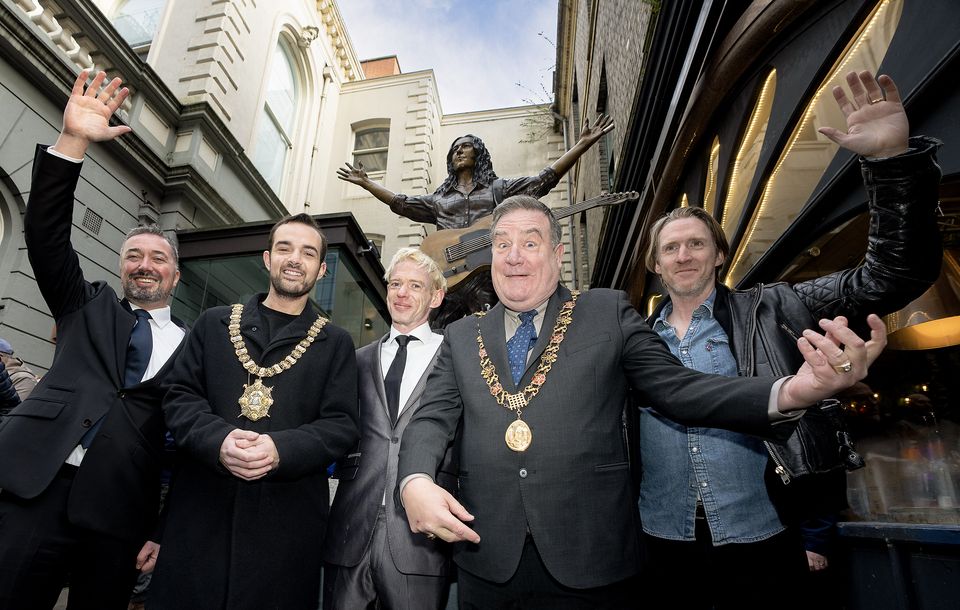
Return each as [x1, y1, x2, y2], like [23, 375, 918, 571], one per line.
[352, 127, 390, 174]
[721, 70, 777, 241]
[111, 0, 166, 48]
[253, 42, 300, 194]
[725, 0, 903, 286]
[703, 137, 720, 216]
[172, 248, 388, 347]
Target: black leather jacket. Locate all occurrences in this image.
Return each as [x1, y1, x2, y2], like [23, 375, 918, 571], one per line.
[650, 136, 942, 494]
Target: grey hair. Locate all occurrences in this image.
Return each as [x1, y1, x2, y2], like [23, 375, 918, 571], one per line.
[491, 195, 562, 247]
[124, 225, 179, 268]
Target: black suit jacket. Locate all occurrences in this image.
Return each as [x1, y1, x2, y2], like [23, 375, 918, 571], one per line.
[323, 332, 456, 577]
[398, 285, 778, 588]
[0, 146, 185, 542]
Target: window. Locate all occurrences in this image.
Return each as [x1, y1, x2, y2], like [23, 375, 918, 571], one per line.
[253, 42, 300, 195]
[352, 127, 390, 175]
[111, 0, 166, 48]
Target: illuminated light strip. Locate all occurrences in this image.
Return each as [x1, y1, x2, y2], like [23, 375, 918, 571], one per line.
[725, 0, 899, 287]
[721, 69, 778, 235]
[703, 137, 720, 215]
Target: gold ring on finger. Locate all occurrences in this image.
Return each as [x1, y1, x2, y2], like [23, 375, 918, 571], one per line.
[832, 360, 853, 374]
[869, 97, 884, 104]
[425, 532, 437, 540]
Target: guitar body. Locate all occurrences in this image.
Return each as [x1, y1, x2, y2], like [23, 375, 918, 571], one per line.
[420, 216, 494, 292]
[417, 191, 638, 292]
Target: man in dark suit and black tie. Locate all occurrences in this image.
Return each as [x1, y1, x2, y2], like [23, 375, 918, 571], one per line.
[0, 70, 185, 610]
[397, 195, 888, 608]
[323, 247, 455, 609]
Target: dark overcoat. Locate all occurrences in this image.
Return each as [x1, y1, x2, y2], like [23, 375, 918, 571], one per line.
[148, 294, 359, 610]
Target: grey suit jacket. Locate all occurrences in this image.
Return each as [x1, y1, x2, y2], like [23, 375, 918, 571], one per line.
[323, 333, 456, 576]
[398, 285, 778, 588]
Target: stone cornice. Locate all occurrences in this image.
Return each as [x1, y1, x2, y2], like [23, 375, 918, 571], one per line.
[317, 0, 362, 82]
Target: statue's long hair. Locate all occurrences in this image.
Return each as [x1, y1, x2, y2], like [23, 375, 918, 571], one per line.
[433, 134, 499, 194]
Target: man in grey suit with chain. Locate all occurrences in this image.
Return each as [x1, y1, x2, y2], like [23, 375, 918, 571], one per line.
[398, 196, 888, 608]
[323, 248, 456, 609]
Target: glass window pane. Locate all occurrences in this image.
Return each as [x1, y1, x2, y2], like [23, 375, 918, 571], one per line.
[353, 151, 388, 173]
[112, 0, 166, 47]
[354, 129, 389, 150]
[266, 46, 297, 134]
[252, 114, 287, 193]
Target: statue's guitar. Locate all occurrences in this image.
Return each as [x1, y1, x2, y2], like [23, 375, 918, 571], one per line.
[419, 191, 639, 291]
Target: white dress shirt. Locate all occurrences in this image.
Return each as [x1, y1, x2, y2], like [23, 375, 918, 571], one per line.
[381, 322, 443, 416]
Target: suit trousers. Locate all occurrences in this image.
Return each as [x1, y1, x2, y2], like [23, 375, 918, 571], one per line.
[0, 465, 140, 610]
[323, 507, 448, 610]
[457, 535, 636, 610]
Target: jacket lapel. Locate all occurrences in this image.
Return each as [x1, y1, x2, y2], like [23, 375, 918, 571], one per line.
[114, 299, 137, 385]
[479, 304, 513, 390]
[520, 285, 569, 385]
[396, 335, 441, 428]
[372, 334, 390, 421]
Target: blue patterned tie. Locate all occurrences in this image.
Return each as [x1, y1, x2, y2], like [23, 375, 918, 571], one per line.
[80, 309, 153, 449]
[506, 310, 537, 385]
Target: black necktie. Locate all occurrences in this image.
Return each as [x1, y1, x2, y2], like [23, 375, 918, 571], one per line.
[80, 309, 153, 449]
[384, 335, 415, 424]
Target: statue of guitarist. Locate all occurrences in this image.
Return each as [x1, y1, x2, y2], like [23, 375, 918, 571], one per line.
[338, 115, 614, 328]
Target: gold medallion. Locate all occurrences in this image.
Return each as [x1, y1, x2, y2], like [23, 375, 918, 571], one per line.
[505, 419, 532, 452]
[239, 377, 274, 421]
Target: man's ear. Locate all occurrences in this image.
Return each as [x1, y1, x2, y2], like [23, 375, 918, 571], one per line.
[263, 250, 271, 271]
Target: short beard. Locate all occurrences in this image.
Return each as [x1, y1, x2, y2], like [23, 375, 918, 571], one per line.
[270, 272, 315, 300]
[123, 275, 170, 304]
[662, 275, 715, 301]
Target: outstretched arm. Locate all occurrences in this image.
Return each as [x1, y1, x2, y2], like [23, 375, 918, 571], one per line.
[550, 113, 615, 177]
[336, 161, 398, 205]
[818, 71, 908, 158]
[52, 70, 132, 158]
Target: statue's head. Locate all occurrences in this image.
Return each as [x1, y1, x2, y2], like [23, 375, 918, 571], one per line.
[435, 134, 499, 194]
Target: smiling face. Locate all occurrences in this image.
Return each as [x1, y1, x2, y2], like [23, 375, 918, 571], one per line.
[654, 216, 724, 303]
[119, 233, 180, 309]
[491, 209, 563, 312]
[263, 222, 326, 301]
[387, 260, 444, 333]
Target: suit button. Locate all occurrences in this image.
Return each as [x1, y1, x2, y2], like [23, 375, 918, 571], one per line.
[391, 437, 400, 444]
[81, 418, 93, 428]
[118, 391, 126, 398]
[519, 468, 528, 479]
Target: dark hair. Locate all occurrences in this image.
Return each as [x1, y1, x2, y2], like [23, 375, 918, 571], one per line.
[124, 225, 179, 267]
[491, 195, 562, 247]
[434, 134, 499, 194]
[645, 206, 729, 279]
[268, 213, 328, 260]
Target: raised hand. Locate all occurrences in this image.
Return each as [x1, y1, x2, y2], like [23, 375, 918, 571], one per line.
[818, 71, 909, 158]
[778, 314, 887, 411]
[53, 70, 132, 158]
[576, 113, 615, 147]
[336, 161, 371, 186]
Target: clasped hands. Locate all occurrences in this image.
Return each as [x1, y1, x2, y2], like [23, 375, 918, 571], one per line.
[219, 428, 280, 481]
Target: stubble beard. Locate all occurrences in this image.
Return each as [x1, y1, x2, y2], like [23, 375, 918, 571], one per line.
[123, 273, 170, 305]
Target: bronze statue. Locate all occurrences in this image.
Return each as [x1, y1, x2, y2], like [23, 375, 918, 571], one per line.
[338, 115, 613, 327]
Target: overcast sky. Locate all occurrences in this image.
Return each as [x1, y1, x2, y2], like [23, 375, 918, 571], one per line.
[337, 0, 558, 114]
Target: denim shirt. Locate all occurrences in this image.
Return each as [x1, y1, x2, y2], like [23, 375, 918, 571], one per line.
[639, 290, 784, 545]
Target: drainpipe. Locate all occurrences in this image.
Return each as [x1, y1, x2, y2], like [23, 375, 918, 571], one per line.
[304, 65, 334, 213]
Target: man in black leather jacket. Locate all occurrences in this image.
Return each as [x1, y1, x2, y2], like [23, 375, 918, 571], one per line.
[638, 71, 942, 609]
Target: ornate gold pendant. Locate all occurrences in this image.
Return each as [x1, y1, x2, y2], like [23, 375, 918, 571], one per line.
[505, 419, 532, 452]
[239, 377, 273, 421]
[506, 392, 528, 410]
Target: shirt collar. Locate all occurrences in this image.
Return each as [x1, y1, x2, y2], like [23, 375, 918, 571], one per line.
[504, 299, 549, 325]
[389, 321, 434, 344]
[653, 288, 718, 331]
[130, 304, 173, 328]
